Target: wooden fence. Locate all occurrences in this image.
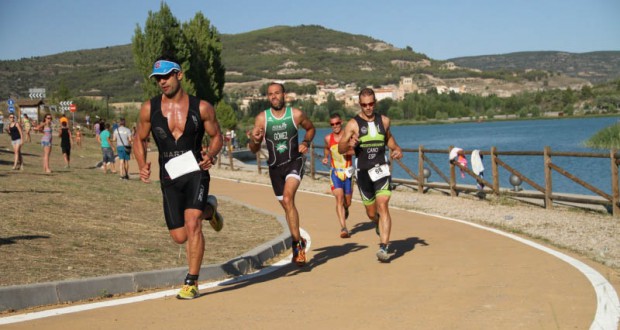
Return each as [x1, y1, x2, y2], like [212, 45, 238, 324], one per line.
[226, 142, 619, 217]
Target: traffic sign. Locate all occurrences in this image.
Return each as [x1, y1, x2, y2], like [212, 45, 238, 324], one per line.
[7, 99, 14, 106]
[69, 104, 77, 112]
[29, 88, 46, 99]
[60, 100, 73, 112]
[8, 105, 15, 113]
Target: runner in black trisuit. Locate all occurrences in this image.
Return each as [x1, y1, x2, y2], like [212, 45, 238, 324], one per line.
[339, 87, 403, 262]
[133, 55, 224, 299]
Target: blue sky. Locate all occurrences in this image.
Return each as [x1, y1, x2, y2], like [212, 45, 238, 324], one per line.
[1, 0, 619, 61]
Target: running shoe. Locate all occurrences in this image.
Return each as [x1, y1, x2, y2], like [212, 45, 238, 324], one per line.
[206, 195, 224, 232]
[292, 238, 307, 266]
[376, 244, 390, 262]
[176, 284, 199, 299]
[340, 228, 350, 238]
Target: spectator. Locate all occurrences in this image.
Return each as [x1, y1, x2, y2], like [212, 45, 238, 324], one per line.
[6, 113, 23, 170]
[35, 113, 54, 173]
[113, 118, 132, 180]
[58, 120, 72, 168]
[22, 113, 32, 143]
[97, 123, 116, 174]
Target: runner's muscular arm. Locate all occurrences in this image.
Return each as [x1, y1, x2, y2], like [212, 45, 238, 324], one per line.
[248, 112, 265, 154]
[198, 100, 222, 170]
[134, 100, 152, 183]
[294, 108, 315, 154]
[338, 118, 358, 155]
[383, 116, 403, 160]
[322, 134, 331, 165]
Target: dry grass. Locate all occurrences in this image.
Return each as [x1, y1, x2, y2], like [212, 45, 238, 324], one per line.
[0, 133, 281, 287]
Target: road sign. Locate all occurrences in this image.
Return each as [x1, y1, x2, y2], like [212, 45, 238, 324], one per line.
[7, 99, 14, 106]
[29, 88, 46, 99]
[69, 104, 77, 112]
[59, 100, 73, 112]
[8, 105, 15, 113]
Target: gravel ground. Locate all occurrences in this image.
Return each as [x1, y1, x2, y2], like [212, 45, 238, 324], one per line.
[210, 164, 619, 270]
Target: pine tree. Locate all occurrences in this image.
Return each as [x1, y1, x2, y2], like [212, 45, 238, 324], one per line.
[131, 3, 224, 103]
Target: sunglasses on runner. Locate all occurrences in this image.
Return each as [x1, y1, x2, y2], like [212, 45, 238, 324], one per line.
[360, 102, 375, 108]
[330, 121, 341, 126]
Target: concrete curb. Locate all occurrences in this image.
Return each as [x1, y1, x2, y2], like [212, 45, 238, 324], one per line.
[0, 198, 291, 312]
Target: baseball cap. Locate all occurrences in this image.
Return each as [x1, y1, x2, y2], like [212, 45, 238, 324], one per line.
[149, 60, 181, 78]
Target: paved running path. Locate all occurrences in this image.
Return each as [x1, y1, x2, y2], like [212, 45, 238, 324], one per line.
[2, 177, 616, 329]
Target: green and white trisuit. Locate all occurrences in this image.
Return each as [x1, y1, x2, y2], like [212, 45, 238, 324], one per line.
[262, 107, 305, 200]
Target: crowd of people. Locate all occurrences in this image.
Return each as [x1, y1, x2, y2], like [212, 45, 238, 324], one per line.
[1, 111, 142, 177]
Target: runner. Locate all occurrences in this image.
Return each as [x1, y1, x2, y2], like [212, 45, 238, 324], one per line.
[321, 113, 354, 238]
[133, 55, 224, 299]
[338, 87, 403, 262]
[248, 82, 316, 266]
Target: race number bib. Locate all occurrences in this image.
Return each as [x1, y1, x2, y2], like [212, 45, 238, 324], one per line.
[368, 164, 390, 182]
[345, 166, 355, 178]
[165, 151, 200, 180]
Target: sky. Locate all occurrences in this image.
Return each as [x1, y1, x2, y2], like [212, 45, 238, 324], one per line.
[1, 0, 619, 61]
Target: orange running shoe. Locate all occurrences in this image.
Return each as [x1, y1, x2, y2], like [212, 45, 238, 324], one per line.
[292, 238, 307, 266]
[340, 228, 350, 238]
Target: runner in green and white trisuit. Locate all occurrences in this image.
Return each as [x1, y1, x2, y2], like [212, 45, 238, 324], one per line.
[249, 82, 316, 266]
[338, 87, 403, 262]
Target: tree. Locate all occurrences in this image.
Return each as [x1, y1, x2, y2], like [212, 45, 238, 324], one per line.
[376, 98, 393, 116]
[387, 106, 404, 120]
[324, 93, 344, 115]
[216, 101, 237, 130]
[132, 3, 186, 99]
[182, 12, 225, 104]
[131, 2, 224, 104]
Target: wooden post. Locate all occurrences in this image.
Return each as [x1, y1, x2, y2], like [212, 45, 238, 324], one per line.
[611, 149, 619, 217]
[491, 147, 499, 195]
[544, 146, 553, 209]
[310, 142, 315, 180]
[449, 146, 456, 197]
[418, 145, 424, 194]
[228, 143, 234, 170]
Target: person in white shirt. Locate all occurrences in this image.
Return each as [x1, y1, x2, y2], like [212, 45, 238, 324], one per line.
[113, 118, 133, 180]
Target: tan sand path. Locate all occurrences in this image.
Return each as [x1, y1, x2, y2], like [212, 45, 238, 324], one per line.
[1, 176, 601, 329]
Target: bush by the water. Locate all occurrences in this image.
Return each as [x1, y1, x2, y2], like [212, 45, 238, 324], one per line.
[585, 123, 620, 149]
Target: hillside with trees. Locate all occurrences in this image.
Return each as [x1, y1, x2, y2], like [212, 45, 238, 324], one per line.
[1, 25, 619, 103]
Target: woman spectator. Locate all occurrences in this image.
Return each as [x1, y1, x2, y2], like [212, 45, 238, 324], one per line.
[36, 114, 54, 173]
[5, 113, 23, 170]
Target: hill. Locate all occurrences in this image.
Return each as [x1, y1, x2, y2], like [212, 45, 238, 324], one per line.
[0, 25, 619, 102]
[449, 51, 620, 84]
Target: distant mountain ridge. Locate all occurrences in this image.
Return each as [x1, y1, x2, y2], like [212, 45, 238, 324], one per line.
[0, 25, 618, 101]
[449, 51, 620, 84]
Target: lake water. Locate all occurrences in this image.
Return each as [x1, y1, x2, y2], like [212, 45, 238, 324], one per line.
[310, 116, 620, 196]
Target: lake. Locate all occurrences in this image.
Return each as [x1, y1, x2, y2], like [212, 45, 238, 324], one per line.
[311, 116, 620, 196]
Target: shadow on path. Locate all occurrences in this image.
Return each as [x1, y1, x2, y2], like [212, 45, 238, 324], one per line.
[388, 236, 429, 262]
[349, 221, 375, 236]
[0, 235, 50, 246]
[208, 242, 367, 296]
